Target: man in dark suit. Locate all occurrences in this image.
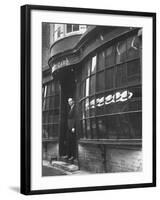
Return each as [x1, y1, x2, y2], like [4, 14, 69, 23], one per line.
[63, 98, 77, 161]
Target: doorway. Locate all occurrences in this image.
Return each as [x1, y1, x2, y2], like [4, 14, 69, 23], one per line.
[58, 69, 77, 158]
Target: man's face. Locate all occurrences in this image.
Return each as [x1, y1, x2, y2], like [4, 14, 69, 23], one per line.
[68, 98, 74, 106]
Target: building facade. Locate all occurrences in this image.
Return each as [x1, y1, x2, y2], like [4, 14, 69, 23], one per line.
[42, 23, 142, 173]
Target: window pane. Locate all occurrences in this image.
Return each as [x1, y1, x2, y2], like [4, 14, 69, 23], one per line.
[43, 125, 48, 138]
[116, 40, 127, 64]
[46, 83, 52, 96]
[67, 24, 72, 33]
[128, 112, 142, 138]
[42, 86, 45, 98]
[87, 60, 91, 76]
[105, 68, 114, 90]
[97, 117, 107, 138]
[79, 83, 83, 99]
[73, 24, 79, 31]
[81, 120, 86, 138]
[43, 98, 46, 110]
[85, 78, 90, 96]
[54, 95, 60, 108]
[49, 96, 54, 109]
[97, 51, 105, 71]
[57, 27, 61, 38]
[115, 113, 140, 139]
[82, 59, 91, 78]
[104, 116, 118, 139]
[86, 119, 91, 138]
[85, 98, 89, 118]
[91, 118, 97, 139]
[82, 65, 87, 79]
[45, 98, 50, 110]
[128, 86, 142, 111]
[48, 111, 54, 123]
[104, 115, 122, 139]
[53, 109, 60, 123]
[48, 124, 58, 139]
[127, 59, 141, 84]
[109, 97, 129, 114]
[115, 64, 127, 87]
[48, 109, 59, 123]
[105, 46, 115, 67]
[105, 91, 115, 114]
[89, 96, 96, 116]
[96, 94, 105, 115]
[81, 81, 86, 98]
[96, 72, 105, 92]
[91, 55, 97, 74]
[51, 82, 55, 93]
[44, 85, 47, 97]
[127, 36, 141, 60]
[103, 112, 142, 139]
[81, 100, 86, 119]
[105, 89, 136, 114]
[43, 111, 49, 123]
[55, 82, 60, 93]
[48, 124, 53, 139]
[89, 75, 95, 95]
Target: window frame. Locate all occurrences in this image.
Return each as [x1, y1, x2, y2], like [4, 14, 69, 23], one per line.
[66, 24, 80, 34]
[42, 81, 61, 141]
[78, 30, 142, 142]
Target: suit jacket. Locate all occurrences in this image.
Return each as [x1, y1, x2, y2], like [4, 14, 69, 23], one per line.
[67, 104, 76, 131]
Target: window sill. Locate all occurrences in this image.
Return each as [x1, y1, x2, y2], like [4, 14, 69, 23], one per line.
[42, 138, 58, 143]
[78, 138, 142, 148]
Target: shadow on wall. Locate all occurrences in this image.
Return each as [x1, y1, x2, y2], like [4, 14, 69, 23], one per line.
[9, 186, 20, 193]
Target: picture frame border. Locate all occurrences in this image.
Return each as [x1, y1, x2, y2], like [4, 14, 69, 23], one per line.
[20, 4, 156, 195]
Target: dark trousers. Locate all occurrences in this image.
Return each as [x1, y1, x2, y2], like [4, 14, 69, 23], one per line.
[67, 130, 77, 158]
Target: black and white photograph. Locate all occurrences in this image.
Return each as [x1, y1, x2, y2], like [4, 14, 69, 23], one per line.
[42, 23, 142, 176]
[20, 5, 156, 194]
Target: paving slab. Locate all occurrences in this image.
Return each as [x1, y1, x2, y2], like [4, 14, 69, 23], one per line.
[43, 160, 91, 176]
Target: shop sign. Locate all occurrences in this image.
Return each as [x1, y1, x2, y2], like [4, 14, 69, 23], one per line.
[87, 90, 133, 109]
[51, 58, 69, 73]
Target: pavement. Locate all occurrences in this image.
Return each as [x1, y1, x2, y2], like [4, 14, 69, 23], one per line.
[42, 160, 90, 176]
[42, 166, 66, 176]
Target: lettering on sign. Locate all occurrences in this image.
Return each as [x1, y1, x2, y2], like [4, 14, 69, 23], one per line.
[86, 90, 133, 110]
[52, 58, 69, 73]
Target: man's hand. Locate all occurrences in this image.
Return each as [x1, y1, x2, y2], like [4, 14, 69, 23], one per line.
[72, 128, 75, 133]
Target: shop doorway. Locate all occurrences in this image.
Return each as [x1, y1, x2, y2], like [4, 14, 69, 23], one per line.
[59, 69, 77, 159]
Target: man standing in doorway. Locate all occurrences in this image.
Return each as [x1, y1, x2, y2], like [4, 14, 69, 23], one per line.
[63, 98, 77, 161]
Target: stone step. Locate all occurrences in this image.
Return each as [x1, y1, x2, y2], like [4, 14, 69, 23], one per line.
[51, 161, 79, 173]
[59, 157, 79, 166]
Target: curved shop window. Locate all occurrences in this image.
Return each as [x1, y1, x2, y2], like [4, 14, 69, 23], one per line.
[79, 32, 142, 140]
[42, 81, 60, 140]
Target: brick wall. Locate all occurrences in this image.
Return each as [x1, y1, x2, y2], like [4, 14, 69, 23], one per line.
[78, 143, 142, 173]
[105, 148, 142, 172]
[78, 143, 105, 173]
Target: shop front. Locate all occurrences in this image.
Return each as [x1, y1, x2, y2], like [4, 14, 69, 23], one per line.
[46, 25, 142, 172]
